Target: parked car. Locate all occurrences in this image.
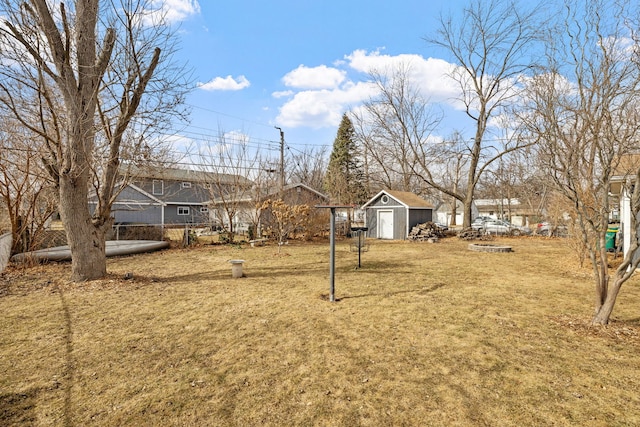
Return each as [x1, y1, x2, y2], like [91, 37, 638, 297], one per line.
[536, 222, 569, 237]
[471, 216, 492, 230]
[434, 222, 449, 231]
[482, 219, 531, 236]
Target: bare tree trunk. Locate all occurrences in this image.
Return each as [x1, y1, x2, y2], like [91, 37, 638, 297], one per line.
[59, 176, 107, 281]
[450, 181, 459, 227]
[463, 197, 474, 229]
[450, 202, 457, 226]
[227, 213, 235, 243]
[592, 281, 622, 325]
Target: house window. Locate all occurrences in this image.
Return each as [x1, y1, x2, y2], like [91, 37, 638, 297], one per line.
[381, 195, 389, 204]
[203, 183, 212, 190]
[200, 207, 209, 213]
[178, 206, 190, 216]
[152, 180, 163, 195]
[182, 182, 192, 188]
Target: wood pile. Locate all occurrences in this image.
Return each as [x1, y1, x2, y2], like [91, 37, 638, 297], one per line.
[408, 222, 445, 242]
[457, 228, 493, 241]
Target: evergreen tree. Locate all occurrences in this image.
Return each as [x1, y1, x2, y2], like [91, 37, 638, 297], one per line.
[324, 114, 367, 205]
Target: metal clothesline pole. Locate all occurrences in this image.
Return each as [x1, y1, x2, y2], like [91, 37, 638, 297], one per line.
[316, 205, 353, 303]
[329, 208, 336, 302]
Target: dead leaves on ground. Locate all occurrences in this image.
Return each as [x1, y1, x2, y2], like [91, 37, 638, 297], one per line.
[550, 314, 640, 344]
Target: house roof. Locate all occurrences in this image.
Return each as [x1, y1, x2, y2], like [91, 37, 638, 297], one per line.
[362, 189, 433, 209]
[120, 183, 166, 206]
[88, 181, 166, 206]
[612, 154, 640, 178]
[474, 198, 521, 207]
[208, 182, 328, 206]
[207, 195, 255, 206]
[610, 154, 640, 195]
[121, 165, 252, 186]
[273, 183, 329, 200]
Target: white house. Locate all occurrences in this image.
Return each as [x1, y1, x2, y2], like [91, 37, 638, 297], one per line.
[611, 155, 640, 256]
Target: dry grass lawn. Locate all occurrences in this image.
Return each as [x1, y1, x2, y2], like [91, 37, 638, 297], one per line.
[1, 236, 640, 426]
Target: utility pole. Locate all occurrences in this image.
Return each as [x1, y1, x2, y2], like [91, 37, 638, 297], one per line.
[275, 126, 285, 196]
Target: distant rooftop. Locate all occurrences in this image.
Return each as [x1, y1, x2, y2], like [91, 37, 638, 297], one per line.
[474, 198, 521, 207]
[121, 165, 252, 186]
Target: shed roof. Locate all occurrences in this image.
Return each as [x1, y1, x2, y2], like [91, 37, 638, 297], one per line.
[386, 190, 433, 208]
[362, 189, 433, 209]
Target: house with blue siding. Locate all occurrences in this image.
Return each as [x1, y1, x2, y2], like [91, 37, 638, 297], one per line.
[362, 190, 433, 240]
[91, 166, 252, 227]
[105, 182, 167, 225]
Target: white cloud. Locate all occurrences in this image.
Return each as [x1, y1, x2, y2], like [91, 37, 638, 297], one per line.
[222, 130, 250, 146]
[345, 49, 459, 103]
[198, 75, 251, 91]
[145, 0, 201, 25]
[274, 49, 462, 129]
[282, 65, 347, 90]
[164, 133, 197, 154]
[272, 90, 294, 98]
[276, 82, 377, 129]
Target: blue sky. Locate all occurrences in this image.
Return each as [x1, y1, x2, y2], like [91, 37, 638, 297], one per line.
[160, 0, 472, 157]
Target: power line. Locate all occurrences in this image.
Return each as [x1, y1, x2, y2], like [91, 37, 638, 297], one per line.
[147, 157, 277, 172]
[185, 103, 276, 130]
[0, 144, 285, 168]
[166, 123, 280, 144]
[183, 103, 335, 149]
[161, 127, 280, 149]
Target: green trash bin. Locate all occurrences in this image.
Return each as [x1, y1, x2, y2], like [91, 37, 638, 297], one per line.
[606, 227, 619, 251]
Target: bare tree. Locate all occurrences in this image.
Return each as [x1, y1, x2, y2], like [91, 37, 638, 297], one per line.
[0, 118, 57, 254]
[260, 199, 310, 252]
[352, 65, 438, 195]
[0, 0, 190, 281]
[477, 154, 526, 223]
[519, 0, 640, 325]
[426, 0, 540, 227]
[506, 148, 552, 223]
[354, 61, 534, 225]
[435, 131, 469, 226]
[287, 145, 327, 192]
[193, 131, 259, 243]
